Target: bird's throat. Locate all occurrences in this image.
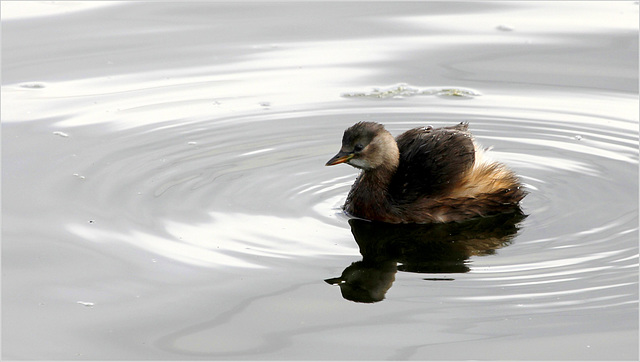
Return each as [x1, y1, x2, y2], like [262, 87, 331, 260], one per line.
[345, 164, 400, 222]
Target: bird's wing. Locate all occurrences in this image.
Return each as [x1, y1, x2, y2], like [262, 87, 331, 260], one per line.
[389, 123, 475, 204]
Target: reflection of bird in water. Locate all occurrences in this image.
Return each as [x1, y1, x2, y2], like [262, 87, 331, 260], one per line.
[326, 122, 526, 223]
[325, 260, 397, 304]
[325, 211, 526, 303]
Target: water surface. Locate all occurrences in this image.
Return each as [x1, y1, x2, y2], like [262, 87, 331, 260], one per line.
[2, 2, 638, 360]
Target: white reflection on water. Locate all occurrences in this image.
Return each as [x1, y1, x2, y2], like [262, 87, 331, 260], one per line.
[471, 249, 630, 275]
[66, 212, 358, 268]
[395, 2, 637, 34]
[461, 282, 634, 302]
[0, 1, 119, 20]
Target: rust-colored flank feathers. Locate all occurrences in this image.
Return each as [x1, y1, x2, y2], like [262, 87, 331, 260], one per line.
[326, 121, 526, 223]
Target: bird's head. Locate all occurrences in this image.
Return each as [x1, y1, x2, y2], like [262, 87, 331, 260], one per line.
[325, 122, 399, 171]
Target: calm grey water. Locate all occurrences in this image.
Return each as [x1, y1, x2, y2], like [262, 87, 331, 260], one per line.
[2, 2, 638, 360]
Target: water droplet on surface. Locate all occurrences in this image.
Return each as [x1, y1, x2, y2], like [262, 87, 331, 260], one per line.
[574, 135, 583, 140]
[76, 301, 94, 307]
[497, 24, 514, 31]
[53, 131, 69, 138]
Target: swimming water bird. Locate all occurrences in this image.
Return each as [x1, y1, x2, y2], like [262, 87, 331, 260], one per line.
[325, 122, 525, 223]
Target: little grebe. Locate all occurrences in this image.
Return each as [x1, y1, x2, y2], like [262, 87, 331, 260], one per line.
[326, 122, 525, 223]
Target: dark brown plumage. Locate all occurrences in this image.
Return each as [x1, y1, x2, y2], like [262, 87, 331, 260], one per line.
[326, 121, 526, 223]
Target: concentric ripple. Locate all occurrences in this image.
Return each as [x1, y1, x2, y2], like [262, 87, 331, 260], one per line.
[15, 90, 633, 355]
[4, 74, 636, 275]
[11, 86, 631, 281]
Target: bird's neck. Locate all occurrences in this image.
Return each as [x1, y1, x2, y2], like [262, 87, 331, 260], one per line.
[363, 163, 397, 190]
[362, 135, 400, 197]
[347, 162, 400, 222]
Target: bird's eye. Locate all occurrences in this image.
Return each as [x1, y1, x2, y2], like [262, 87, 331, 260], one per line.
[354, 144, 364, 152]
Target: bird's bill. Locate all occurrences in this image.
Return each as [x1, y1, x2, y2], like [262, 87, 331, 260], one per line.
[325, 152, 353, 166]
